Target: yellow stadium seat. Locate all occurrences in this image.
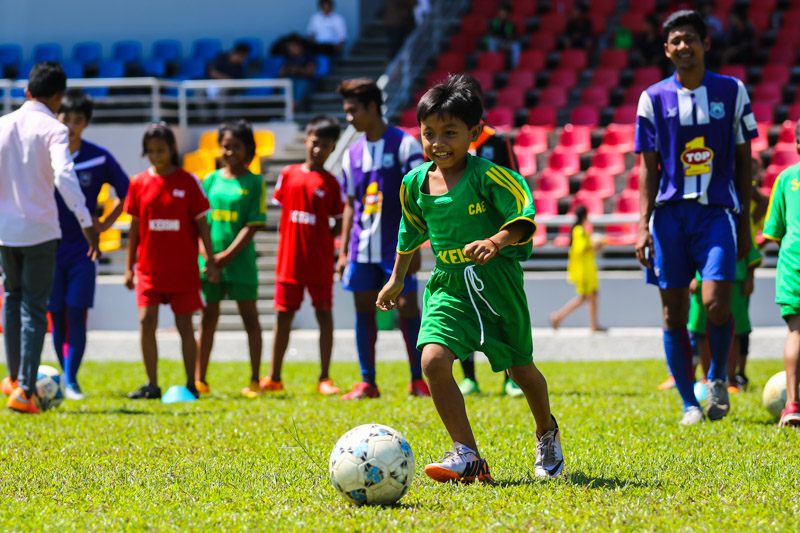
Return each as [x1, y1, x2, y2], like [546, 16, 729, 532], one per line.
[96, 183, 110, 205]
[199, 130, 221, 156]
[254, 130, 275, 158]
[248, 156, 261, 175]
[183, 150, 216, 179]
[99, 228, 122, 253]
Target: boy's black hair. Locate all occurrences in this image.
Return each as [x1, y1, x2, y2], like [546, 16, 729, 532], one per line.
[142, 122, 179, 166]
[337, 78, 383, 111]
[218, 119, 256, 162]
[28, 62, 67, 98]
[571, 205, 589, 245]
[662, 10, 707, 42]
[59, 88, 93, 120]
[416, 73, 483, 128]
[305, 114, 341, 140]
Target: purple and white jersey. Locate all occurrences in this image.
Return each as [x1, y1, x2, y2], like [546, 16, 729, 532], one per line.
[341, 126, 424, 263]
[634, 71, 758, 212]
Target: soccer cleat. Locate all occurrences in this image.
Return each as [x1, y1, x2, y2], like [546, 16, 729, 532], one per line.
[735, 373, 749, 392]
[679, 405, 705, 425]
[409, 379, 431, 397]
[240, 380, 261, 398]
[258, 376, 284, 392]
[7, 388, 40, 414]
[341, 381, 379, 400]
[657, 376, 676, 390]
[65, 383, 84, 401]
[705, 379, 730, 421]
[424, 444, 492, 484]
[727, 382, 742, 395]
[195, 381, 211, 395]
[534, 417, 564, 478]
[186, 385, 200, 399]
[504, 378, 524, 398]
[779, 401, 800, 428]
[317, 378, 341, 395]
[458, 377, 480, 396]
[1, 377, 18, 396]
[126, 384, 162, 400]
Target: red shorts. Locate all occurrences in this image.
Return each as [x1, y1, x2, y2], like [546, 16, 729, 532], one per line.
[136, 285, 204, 315]
[274, 281, 332, 312]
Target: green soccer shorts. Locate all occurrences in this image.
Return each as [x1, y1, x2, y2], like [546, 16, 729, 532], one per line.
[201, 281, 258, 303]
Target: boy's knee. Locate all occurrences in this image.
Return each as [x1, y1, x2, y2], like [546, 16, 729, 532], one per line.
[139, 312, 158, 330]
[705, 301, 730, 325]
[421, 346, 453, 378]
[395, 296, 419, 318]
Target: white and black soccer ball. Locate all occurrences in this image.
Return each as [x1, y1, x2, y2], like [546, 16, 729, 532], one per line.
[763, 370, 787, 420]
[329, 423, 414, 506]
[36, 365, 64, 411]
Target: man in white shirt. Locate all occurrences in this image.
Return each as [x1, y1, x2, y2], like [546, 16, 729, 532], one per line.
[0, 62, 99, 414]
[307, 0, 347, 55]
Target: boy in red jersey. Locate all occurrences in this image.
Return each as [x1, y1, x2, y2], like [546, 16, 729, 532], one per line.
[260, 115, 344, 394]
[123, 123, 218, 399]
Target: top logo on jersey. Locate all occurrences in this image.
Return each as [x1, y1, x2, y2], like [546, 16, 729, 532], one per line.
[710, 101, 725, 119]
[681, 136, 714, 176]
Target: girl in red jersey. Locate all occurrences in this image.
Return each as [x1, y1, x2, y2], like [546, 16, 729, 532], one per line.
[123, 123, 219, 399]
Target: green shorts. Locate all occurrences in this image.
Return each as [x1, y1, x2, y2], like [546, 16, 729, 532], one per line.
[201, 281, 258, 303]
[781, 303, 800, 319]
[688, 280, 751, 335]
[419, 257, 533, 373]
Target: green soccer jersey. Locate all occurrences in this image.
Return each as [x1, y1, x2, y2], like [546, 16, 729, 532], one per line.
[764, 163, 800, 310]
[199, 169, 267, 285]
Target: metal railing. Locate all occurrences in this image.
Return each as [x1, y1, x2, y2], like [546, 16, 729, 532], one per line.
[0, 77, 293, 126]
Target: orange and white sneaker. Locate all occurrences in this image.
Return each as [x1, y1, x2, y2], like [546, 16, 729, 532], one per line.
[341, 381, 379, 400]
[779, 401, 800, 428]
[317, 378, 341, 395]
[657, 376, 676, 391]
[7, 387, 40, 414]
[259, 376, 284, 391]
[241, 380, 261, 398]
[195, 381, 211, 395]
[424, 443, 492, 484]
[409, 379, 431, 397]
[1, 377, 18, 396]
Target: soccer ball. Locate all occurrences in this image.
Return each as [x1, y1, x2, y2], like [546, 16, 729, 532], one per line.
[36, 365, 64, 411]
[762, 371, 787, 420]
[329, 423, 414, 506]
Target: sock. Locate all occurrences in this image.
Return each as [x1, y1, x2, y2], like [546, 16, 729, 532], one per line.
[663, 328, 699, 409]
[707, 316, 733, 382]
[50, 309, 66, 369]
[355, 311, 377, 385]
[461, 355, 476, 382]
[399, 315, 423, 381]
[453, 441, 478, 457]
[65, 306, 88, 386]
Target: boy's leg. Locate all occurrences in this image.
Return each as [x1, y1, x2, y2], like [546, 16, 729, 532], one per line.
[237, 299, 262, 384]
[780, 314, 800, 427]
[549, 295, 588, 329]
[702, 280, 734, 382]
[64, 306, 88, 387]
[196, 301, 220, 384]
[659, 288, 702, 419]
[138, 305, 160, 387]
[507, 363, 556, 436]
[353, 290, 379, 385]
[1, 246, 23, 381]
[588, 291, 605, 332]
[270, 310, 295, 382]
[315, 310, 333, 381]
[174, 312, 197, 391]
[396, 292, 424, 382]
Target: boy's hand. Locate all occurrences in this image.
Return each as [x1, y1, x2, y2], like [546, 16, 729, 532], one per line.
[464, 239, 498, 266]
[205, 261, 220, 284]
[213, 251, 229, 269]
[82, 226, 100, 262]
[336, 254, 348, 280]
[743, 271, 755, 296]
[124, 269, 135, 290]
[689, 277, 698, 295]
[635, 223, 653, 269]
[376, 278, 404, 311]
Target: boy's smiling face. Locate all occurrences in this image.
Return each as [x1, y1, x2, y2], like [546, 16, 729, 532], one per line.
[420, 113, 481, 171]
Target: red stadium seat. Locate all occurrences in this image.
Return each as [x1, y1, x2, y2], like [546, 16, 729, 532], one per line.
[625, 165, 641, 191]
[619, 13, 647, 33]
[589, 0, 616, 15]
[534, 168, 569, 198]
[471, 0, 500, 17]
[539, 87, 568, 108]
[627, 0, 655, 13]
[591, 152, 626, 175]
[749, 11, 771, 33]
[750, 103, 773, 124]
[436, 52, 465, 73]
[600, 49, 629, 69]
[613, 105, 637, 125]
[476, 52, 506, 72]
[576, 168, 615, 200]
[718, 64, 746, 81]
[512, 0, 536, 17]
[580, 86, 610, 107]
[598, 123, 635, 153]
[761, 65, 790, 86]
[749, 0, 777, 12]
[771, 149, 800, 168]
[485, 107, 514, 130]
[528, 33, 557, 52]
[495, 87, 525, 109]
[751, 123, 769, 153]
[559, 124, 592, 153]
[514, 147, 538, 177]
[539, 13, 567, 34]
[633, 67, 662, 86]
[753, 83, 782, 106]
[560, 49, 588, 71]
[532, 224, 548, 247]
[782, 10, 800, 29]
[547, 148, 581, 176]
[517, 50, 546, 71]
[532, 194, 559, 217]
[591, 67, 620, 89]
[507, 70, 535, 90]
[527, 106, 557, 128]
[768, 46, 796, 66]
[425, 70, 449, 89]
[623, 84, 650, 105]
[515, 125, 549, 154]
[448, 33, 478, 55]
[587, 13, 607, 35]
[459, 14, 487, 38]
[605, 190, 640, 245]
[570, 195, 605, 215]
[400, 108, 417, 128]
[548, 69, 578, 89]
[763, 164, 783, 194]
[569, 106, 599, 127]
[466, 70, 494, 91]
[616, 189, 640, 213]
[510, 15, 528, 35]
[778, 121, 797, 144]
[788, 103, 800, 122]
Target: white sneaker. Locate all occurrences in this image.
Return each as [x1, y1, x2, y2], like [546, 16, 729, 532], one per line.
[705, 379, 730, 421]
[680, 405, 704, 425]
[534, 417, 564, 478]
[65, 383, 84, 401]
[424, 443, 492, 483]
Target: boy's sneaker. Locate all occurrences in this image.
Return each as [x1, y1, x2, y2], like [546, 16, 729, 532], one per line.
[126, 384, 162, 399]
[679, 405, 705, 425]
[409, 379, 431, 397]
[341, 382, 379, 400]
[259, 376, 284, 391]
[1, 377, 18, 396]
[458, 378, 480, 396]
[186, 385, 200, 399]
[779, 401, 800, 428]
[534, 417, 564, 478]
[735, 373, 749, 391]
[317, 378, 340, 395]
[7, 388, 40, 414]
[424, 444, 492, 484]
[705, 379, 730, 421]
[241, 380, 262, 398]
[65, 383, 84, 401]
[504, 378, 524, 398]
[657, 376, 676, 390]
[195, 381, 211, 395]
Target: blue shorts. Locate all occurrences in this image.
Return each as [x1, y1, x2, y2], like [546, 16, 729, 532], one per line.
[342, 261, 418, 293]
[48, 260, 97, 311]
[646, 201, 737, 289]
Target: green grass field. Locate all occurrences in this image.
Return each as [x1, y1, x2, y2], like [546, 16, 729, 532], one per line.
[1, 359, 799, 532]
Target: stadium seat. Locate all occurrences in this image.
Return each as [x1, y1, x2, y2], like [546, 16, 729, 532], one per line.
[425, 70, 449, 89]
[559, 49, 588, 71]
[612, 105, 637, 125]
[471, 0, 500, 17]
[517, 50, 546, 71]
[400, 108, 417, 128]
[777, 121, 796, 144]
[248, 156, 261, 175]
[33, 43, 61, 63]
[448, 33, 478, 55]
[97, 60, 125, 78]
[531, 194, 559, 217]
[510, 15, 528, 35]
[466, 70, 494, 91]
[605, 203, 638, 245]
[112, 41, 142, 64]
[437, 52, 465, 73]
[619, 13, 646, 34]
[141, 58, 167, 77]
[538, 13, 566, 34]
[559, 124, 592, 153]
[0, 44, 22, 69]
[632, 67, 661, 87]
[14, 61, 33, 81]
[623, 84, 650, 105]
[495, 87, 525, 109]
[513, 147, 537, 177]
[751, 123, 769, 153]
[255, 130, 276, 159]
[598, 123, 635, 153]
[485, 107, 514, 130]
[236, 38, 263, 61]
[458, 14, 486, 39]
[99, 228, 122, 253]
[538, 87, 567, 108]
[576, 169, 615, 200]
[515, 125, 549, 154]
[72, 42, 102, 65]
[625, 165, 640, 191]
[787, 103, 800, 122]
[507, 70, 535, 90]
[476, 52, 506, 72]
[528, 33, 557, 53]
[718, 64, 746, 81]
[761, 65, 790, 86]
[588, 13, 607, 35]
[627, 0, 655, 13]
[153, 40, 182, 62]
[616, 189, 640, 213]
[763, 164, 783, 194]
[547, 148, 581, 176]
[534, 168, 569, 199]
[591, 152, 626, 176]
[782, 9, 800, 29]
[570, 195, 604, 216]
[748, 11, 771, 33]
[60, 61, 84, 79]
[548, 69, 577, 89]
[750, 103, 773, 124]
[314, 55, 331, 77]
[588, 0, 616, 15]
[768, 46, 795, 66]
[600, 49, 628, 69]
[176, 58, 208, 80]
[191, 39, 222, 61]
[526, 106, 557, 128]
[531, 224, 548, 247]
[183, 150, 216, 178]
[199, 130, 221, 155]
[569, 106, 599, 127]
[511, 0, 536, 17]
[771, 149, 800, 169]
[580, 86, 609, 108]
[591, 67, 620, 89]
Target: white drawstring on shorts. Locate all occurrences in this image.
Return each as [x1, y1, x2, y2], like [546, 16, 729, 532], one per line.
[464, 265, 500, 345]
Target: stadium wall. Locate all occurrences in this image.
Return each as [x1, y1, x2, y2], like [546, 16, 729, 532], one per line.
[0, 0, 361, 59]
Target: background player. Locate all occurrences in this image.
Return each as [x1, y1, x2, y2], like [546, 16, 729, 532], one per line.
[196, 120, 266, 397]
[335, 78, 429, 400]
[635, 10, 757, 425]
[48, 89, 129, 400]
[261, 115, 344, 395]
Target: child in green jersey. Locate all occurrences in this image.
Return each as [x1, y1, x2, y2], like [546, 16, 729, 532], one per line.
[196, 121, 267, 397]
[377, 74, 564, 482]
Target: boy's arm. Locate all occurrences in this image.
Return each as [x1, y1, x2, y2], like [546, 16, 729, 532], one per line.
[215, 226, 259, 269]
[124, 217, 139, 290]
[97, 199, 124, 233]
[464, 219, 534, 266]
[336, 197, 355, 278]
[635, 152, 659, 268]
[376, 251, 416, 311]
[194, 217, 219, 283]
[734, 141, 753, 261]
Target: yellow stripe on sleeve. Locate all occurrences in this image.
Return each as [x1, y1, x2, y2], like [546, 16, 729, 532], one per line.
[495, 166, 531, 205]
[764, 173, 783, 223]
[400, 183, 427, 234]
[486, 168, 524, 213]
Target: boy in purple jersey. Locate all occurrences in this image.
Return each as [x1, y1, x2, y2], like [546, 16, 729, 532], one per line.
[635, 11, 757, 425]
[48, 89, 129, 400]
[335, 78, 429, 400]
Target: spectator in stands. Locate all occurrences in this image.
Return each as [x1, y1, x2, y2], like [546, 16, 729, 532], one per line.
[208, 42, 251, 80]
[632, 15, 666, 69]
[278, 36, 318, 110]
[700, 1, 724, 68]
[485, 3, 520, 69]
[307, 0, 347, 56]
[563, 3, 593, 50]
[385, 0, 417, 59]
[414, 0, 430, 25]
[721, 9, 756, 65]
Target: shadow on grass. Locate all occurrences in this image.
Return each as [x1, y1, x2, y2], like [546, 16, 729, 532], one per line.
[553, 391, 646, 398]
[63, 407, 152, 415]
[494, 471, 650, 490]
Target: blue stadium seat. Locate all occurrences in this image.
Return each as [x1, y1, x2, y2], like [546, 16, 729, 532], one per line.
[12, 61, 33, 96]
[0, 44, 22, 68]
[260, 56, 284, 78]
[175, 58, 207, 80]
[152, 40, 181, 62]
[140, 58, 166, 78]
[191, 39, 221, 61]
[97, 60, 125, 78]
[33, 43, 62, 63]
[72, 42, 102, 64]
[235, 38, 263, 61]
[314, 55, 331, 77]
[60, 61, 84, 79]
[112, 41, 142, 64]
